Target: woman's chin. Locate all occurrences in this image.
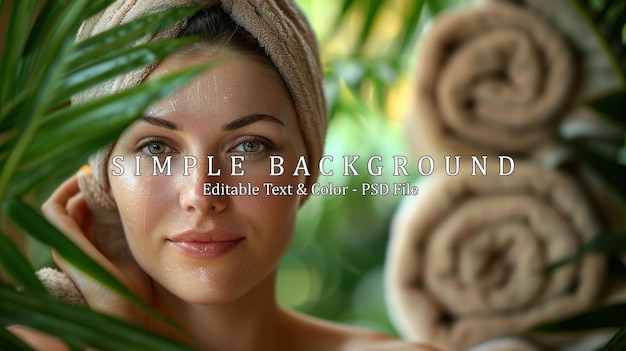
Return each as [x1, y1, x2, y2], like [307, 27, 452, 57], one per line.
[178, 290, 241, 306]
[150, 264, 254, 306]
[141, 245, 278, 306]
[163, 279, 250, 306]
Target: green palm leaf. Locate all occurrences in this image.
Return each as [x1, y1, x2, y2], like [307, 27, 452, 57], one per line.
[570, 0, 626, 85]
[3, 197, 152, 313]
[0, 1, 38, 104]
[530, 3, 626, 350]
[601, 323, 626, 351]
[12, 64, 207, 196]
[0, 232, 45, 293]
[534, 302, 626, 332]
[0, 1, 206, 349]
[0, 283, 194, 351]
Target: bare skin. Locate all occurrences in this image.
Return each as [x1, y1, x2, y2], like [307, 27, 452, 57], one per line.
[10, 51, 441, 351]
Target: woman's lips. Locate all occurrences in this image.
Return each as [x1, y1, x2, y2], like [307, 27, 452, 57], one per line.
[167, 230, 245, 259]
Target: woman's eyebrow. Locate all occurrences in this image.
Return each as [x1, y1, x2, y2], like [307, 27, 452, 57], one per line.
[141, 116, 180, 131]
[222, 114, 284, 131]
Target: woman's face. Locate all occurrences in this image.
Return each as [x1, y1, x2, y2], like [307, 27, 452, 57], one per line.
[108, 50, 306, 304]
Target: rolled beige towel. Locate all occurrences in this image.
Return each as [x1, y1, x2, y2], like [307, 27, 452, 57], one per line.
[504, 0, 626, 234]
[462, 333, 614, 351]
[487, 0, 622, 100]
[385, 163, 606, 351]
[409, 1, 574, 156]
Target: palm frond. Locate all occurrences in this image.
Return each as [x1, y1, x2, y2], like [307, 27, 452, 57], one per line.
[570, 0, 626, 85]
[0, 283, 194, 351]
[0, 1, 206, 348]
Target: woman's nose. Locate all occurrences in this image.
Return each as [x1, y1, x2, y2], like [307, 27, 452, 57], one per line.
[178, 159, 229, 214]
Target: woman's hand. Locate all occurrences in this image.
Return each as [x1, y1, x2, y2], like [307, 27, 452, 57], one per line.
[41, 171, 152, 325]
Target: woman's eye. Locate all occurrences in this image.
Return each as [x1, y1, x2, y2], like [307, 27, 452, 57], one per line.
[232, 137, 272, 155]
[242, 140, 262, 153]
[139, 139, 174, 155]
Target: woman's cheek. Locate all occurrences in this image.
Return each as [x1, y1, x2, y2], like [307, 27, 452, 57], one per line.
[110, 173, 171, 257]
[251, 161, 302, 233]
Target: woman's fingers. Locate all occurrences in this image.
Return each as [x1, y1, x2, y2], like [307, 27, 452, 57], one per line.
[43, 172, 130, 294]
[43, 171, 92, 235]
[41, 174, 83, 236]
[44, 172, 152, 321]
[65, 191, 92, 241]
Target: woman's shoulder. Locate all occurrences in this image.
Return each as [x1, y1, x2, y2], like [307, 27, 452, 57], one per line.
[281, 309, 442, 351]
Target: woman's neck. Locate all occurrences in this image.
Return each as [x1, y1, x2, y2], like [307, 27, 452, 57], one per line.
[151, 271, 289, 351]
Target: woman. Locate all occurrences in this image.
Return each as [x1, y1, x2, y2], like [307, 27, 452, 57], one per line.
[12, 1, 439, 350]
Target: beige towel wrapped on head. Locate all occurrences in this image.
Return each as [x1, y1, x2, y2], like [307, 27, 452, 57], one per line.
[385, 163, 606, 351]
[409, 1, 574, 156]
[73, 0, 327, 209]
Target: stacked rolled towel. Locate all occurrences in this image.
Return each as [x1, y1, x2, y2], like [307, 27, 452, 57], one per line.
[464, 338, 542, 351]
[385, 163, 606, 351]
[409, 0, 574, 156]
[386, 0, 625, 348]
[462, 334, 614, 351]
[493, 0, 626, 234]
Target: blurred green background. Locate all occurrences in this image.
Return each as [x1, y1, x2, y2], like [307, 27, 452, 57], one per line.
[3, 0, 625, 349]
[277, 0, 469, 336]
